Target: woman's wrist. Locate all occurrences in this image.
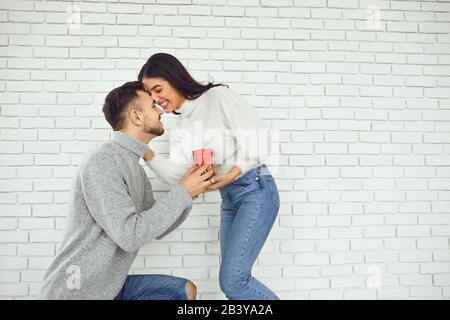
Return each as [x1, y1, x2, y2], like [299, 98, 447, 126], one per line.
[228, 166, 242, 181]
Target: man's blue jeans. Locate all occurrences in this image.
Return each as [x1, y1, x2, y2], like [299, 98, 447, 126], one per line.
[114, 274, 188, 300]
[218, 165, 280, 300]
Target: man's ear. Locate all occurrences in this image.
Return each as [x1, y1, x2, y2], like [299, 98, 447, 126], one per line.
[128, 108, 143, 127]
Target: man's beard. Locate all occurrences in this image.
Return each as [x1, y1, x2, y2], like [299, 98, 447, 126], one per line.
[144, 122, 164, 136]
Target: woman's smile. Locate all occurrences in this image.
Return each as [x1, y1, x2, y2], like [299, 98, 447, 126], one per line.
[155, 99, 170, 111]
[160, 100, 169, 109]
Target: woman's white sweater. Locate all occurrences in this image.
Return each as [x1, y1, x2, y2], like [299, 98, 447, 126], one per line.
[146, 85, 271, 186]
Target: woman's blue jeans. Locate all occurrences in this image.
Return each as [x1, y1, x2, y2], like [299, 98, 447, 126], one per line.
[218, 165, 280, 300]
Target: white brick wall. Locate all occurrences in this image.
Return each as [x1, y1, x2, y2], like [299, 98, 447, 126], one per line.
[0, 0, 450, 300]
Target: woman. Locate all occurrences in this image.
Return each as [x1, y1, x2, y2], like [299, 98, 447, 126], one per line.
[138, 53, 280, 300]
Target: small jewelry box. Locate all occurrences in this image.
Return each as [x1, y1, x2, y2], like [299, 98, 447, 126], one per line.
[192, 148, 214, 165]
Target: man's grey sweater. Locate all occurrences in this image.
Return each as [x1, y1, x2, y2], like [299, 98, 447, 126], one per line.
[39, 131, 193, 300]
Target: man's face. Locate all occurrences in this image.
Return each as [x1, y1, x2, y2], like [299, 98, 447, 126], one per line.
[135, 90, 165, 137]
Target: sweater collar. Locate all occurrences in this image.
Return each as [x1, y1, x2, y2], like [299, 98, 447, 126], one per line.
[177, 97, 198, 118]
[111, 131, 149, 158]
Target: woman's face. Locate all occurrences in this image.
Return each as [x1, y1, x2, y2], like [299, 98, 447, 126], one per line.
[142, 77, 185, 113]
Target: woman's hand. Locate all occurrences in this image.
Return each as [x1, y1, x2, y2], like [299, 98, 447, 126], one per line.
[206, 166, 241, 191]
[143, 149, 154, 161]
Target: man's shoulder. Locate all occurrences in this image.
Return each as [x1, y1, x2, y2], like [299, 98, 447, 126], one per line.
[80, 141, 120, 171]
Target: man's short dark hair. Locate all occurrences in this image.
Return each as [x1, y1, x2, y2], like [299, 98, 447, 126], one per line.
[103, 81, 145, 130]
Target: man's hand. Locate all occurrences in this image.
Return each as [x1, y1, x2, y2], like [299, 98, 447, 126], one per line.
[143, 149, 154, 161]
[179, 164, 216, 198]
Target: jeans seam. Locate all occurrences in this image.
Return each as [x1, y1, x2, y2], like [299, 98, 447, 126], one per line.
[268, 178, 280, 209]
[233, 184, 265, 294]
[244, 177, 276, 299]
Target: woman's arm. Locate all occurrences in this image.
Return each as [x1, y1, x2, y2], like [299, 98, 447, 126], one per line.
[220, 87, 271, 176]
[205, 87, 271, 191]
[144, 149, 190, 186]
[206, 165, 241, 191]
[144, 127, 193, 186]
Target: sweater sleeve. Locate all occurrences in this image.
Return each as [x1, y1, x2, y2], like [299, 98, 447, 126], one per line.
[80, 153, 193, 253]
[155, 202, 191, 240]
[219, 87, 271, 176]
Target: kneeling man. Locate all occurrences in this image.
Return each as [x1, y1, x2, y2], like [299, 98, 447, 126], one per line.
[39, 81, 214, 300]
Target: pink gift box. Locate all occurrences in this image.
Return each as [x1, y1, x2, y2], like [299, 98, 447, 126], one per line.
[192, 148, 214, 165]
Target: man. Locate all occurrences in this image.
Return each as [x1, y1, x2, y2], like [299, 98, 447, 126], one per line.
[39, 81, 215, 300]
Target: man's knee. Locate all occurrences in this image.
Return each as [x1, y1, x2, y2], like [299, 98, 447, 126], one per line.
[185, 280, 197, 300]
